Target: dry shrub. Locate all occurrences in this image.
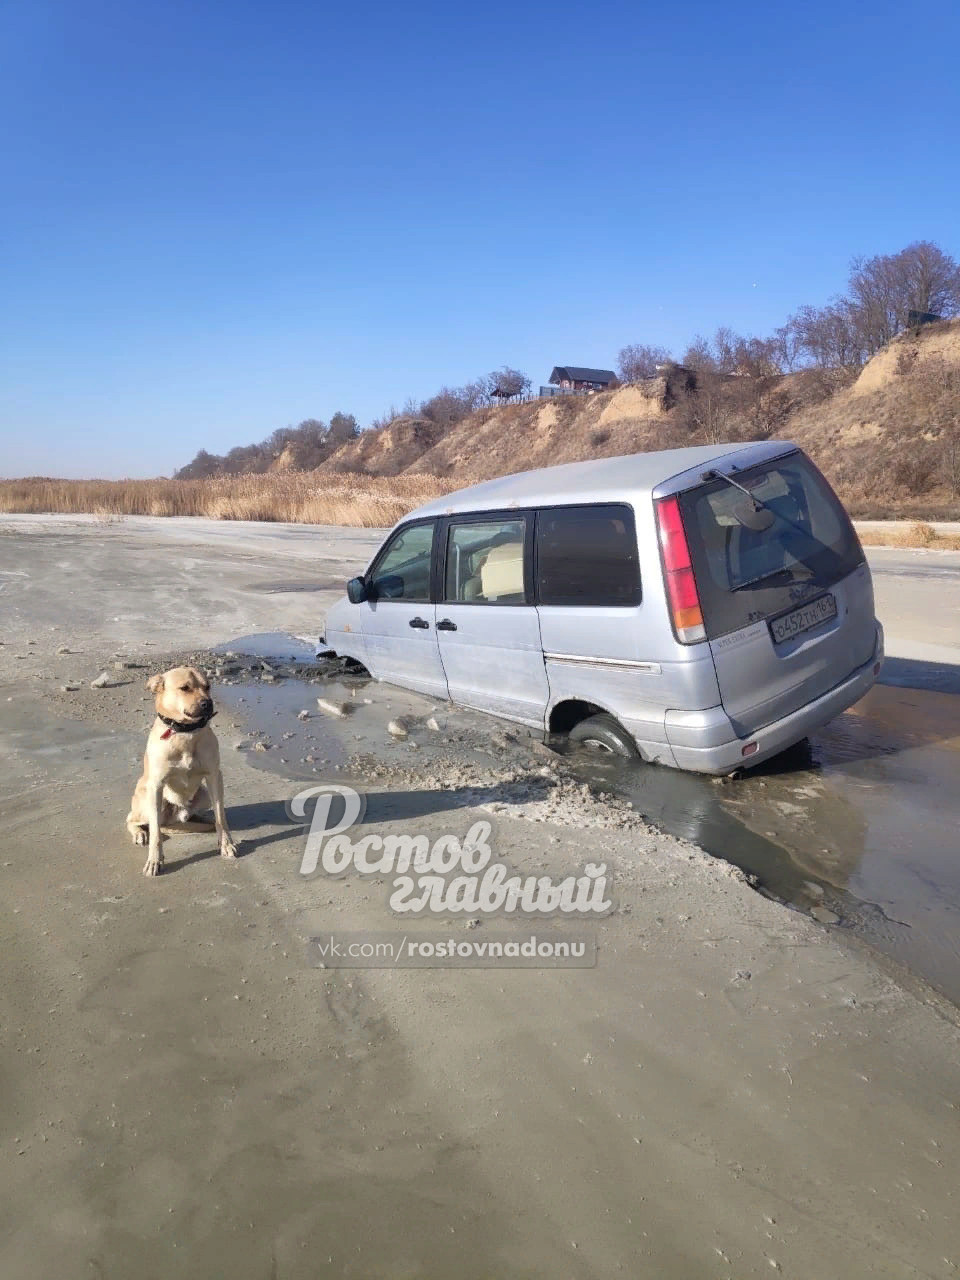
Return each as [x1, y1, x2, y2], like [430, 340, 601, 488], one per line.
[910, 521, 938, 546]
[891, 450, 937, 495]
[855, 522, 960, 550]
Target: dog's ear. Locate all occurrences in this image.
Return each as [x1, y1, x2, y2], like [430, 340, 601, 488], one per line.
[146, 673, 164, 693]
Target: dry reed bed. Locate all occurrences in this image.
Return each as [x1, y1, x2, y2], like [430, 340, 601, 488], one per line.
[0, 472, 447, 527]
[4, 475, 959, 549]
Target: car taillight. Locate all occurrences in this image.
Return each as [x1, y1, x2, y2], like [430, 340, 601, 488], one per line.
[656, 496, 706, 644]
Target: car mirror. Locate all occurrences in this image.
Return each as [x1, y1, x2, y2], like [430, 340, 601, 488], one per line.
[346, 576, 368, 604]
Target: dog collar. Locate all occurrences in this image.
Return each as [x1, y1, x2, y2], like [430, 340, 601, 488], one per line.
[157, 710, 216, 740]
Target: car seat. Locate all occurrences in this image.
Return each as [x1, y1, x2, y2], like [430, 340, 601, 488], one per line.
[459, 536, 524, 601]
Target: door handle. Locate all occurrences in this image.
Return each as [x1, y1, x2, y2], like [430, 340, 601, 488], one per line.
[408, 616, 430, 629]
[436, 618, 457, 632]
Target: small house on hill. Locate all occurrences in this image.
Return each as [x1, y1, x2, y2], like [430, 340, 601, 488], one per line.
[908, 310, 942, 328]
[548, 366, 617, 393]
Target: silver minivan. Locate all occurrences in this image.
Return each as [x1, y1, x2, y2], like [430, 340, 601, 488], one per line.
[321, 442, 884, 774]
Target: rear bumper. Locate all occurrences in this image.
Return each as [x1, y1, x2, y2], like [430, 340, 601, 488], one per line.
[665, 623, 884, 774]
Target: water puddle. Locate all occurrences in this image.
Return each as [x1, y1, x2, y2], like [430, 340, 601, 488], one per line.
[212, 631, 321, 663]
[217, 674, 405, 781]
[212, 632, 472, 782]
[568, 680, 960, 1005]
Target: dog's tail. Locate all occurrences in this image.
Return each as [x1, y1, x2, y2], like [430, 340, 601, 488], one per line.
[160, 819, 217, 835]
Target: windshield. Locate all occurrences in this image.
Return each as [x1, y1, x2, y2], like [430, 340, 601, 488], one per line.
[678, 452, 864, 640]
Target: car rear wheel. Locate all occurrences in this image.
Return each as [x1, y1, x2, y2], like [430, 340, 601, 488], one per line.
[568, 713, 638, 758]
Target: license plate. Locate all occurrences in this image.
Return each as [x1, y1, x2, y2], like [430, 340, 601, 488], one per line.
[769, 593, 837, 644]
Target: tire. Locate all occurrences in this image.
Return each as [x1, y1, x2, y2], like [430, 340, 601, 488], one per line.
[568, 713, 638, 758]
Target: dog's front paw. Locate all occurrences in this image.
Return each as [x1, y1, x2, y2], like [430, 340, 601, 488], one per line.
[142, 854, 164, 877]
[220, 835, 239, 860]
[133, 828, 148, 847]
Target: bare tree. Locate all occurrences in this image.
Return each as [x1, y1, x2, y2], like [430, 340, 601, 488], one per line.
[730, 335, 780, 377]
[711, 327, 740, 374]
[295, 418, 328, 447]
[231, 443, 272, 473]
[682, 334, 716, 372]
[420, 382, 486, 430]
[681, 329, 779, 377]
[789, 301, 867, 370]
[900, 240, 960, 319]
[772, 322, 803, 372]
[175, 449, 220, 479]
[486, 367, 531, 400]
[278, 419, 331, 469]
[327, 412, 359, 446]
[679, 241, 960, 382]
[846, 241, 960, 357]
[420, 387, 465, 429]
[267, 426, 296, 455]
[175, 413, 357, 477]
[617, 343, 673, 382]
[846, 254, 901, 354]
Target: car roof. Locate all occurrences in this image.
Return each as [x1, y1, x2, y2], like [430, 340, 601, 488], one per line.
[407, 441, 797, 520]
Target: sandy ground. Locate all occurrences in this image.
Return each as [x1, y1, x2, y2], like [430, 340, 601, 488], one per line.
[1, 514, 960, 1279]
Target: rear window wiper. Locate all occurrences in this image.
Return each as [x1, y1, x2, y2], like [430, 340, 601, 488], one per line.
[702, 468, 776, 530]
[703, 468, 770, 508]
[702, 467, 812, 540]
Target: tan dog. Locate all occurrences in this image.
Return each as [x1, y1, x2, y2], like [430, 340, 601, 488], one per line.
[126, 666, 238, 876]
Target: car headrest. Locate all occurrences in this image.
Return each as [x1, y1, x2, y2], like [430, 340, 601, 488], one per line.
[480, 542, 523, 599]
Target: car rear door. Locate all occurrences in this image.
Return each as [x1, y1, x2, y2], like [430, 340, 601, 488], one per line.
[676, 453, 876, 736]
[359, 519, 449, 699]
[434, 512, 549, 728]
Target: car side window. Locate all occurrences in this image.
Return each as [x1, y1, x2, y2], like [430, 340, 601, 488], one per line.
[369, 522, 435, 602]
[536, 505, 641, 606]
[444, 518, 527, 603]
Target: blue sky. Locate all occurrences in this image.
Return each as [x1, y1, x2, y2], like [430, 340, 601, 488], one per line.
[1, 0, 958, 478]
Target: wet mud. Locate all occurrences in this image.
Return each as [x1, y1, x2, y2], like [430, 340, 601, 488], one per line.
[215, 632, 960, 1007]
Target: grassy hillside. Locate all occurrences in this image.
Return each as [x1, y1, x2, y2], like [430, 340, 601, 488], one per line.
[315, 318, 960, 519]
[785, 319, 960, 517]
[3, 320, 959, 526]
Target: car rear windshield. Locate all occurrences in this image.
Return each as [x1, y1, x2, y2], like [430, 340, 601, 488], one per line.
[678, 452, 864, 640]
